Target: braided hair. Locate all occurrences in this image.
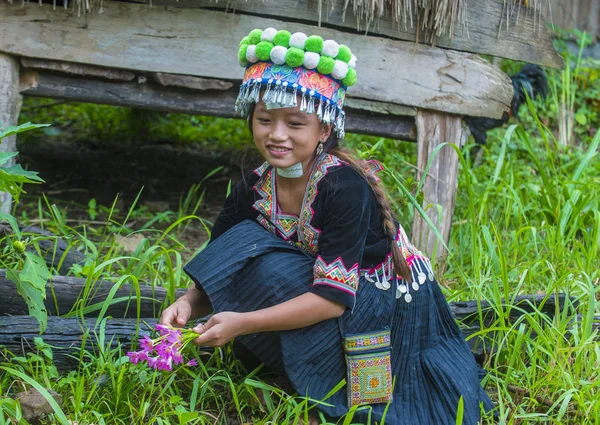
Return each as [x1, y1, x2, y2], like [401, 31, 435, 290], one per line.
[322, 133, 412, 282]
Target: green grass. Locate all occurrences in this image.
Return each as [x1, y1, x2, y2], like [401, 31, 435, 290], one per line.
[2, 37, 599, 424]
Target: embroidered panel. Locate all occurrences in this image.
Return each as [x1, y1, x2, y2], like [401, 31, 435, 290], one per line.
[313, 255, 359, 296]
[253, 161, 270, 177]
[361, 159, 385, 183]
[252, 166, 300, 240]
[277, 214, 298, 240]
[347, 350, 393, 406]
[298, 154, 343, 254]
[344, 330, 391, 353]
[253, 167, 276, 233]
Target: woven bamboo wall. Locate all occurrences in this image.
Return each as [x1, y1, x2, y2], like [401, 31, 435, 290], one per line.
[549, 0, 600, 40]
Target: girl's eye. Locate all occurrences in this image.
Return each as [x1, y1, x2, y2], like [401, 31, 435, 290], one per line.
[289, 122, 304, 127]
[256, 118, 271, 123]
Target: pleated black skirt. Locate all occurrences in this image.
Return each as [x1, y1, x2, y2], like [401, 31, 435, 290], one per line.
[184, 220, 493, 424]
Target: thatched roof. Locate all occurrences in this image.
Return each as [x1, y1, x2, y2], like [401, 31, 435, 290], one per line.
[12, 0, 551, 44]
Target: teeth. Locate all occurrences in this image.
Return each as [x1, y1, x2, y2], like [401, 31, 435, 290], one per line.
[269, 147, 290, 152]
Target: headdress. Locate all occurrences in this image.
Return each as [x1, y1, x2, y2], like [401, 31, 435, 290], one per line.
[235, 28, 358, 139]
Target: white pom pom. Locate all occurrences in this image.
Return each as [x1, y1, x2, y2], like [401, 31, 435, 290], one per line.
[331, 60, 349, 80]
[246, 45, 258, 63]
[290, 32, 308, 49]
[270, 45, 288, 65]
[303, 52, 320, 70]
[261, 27, 277, 42]
[348, 54, 357, 68]
[321, 40, 339, 58]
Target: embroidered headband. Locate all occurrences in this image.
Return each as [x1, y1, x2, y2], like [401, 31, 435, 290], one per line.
[235, 28, 358, 139]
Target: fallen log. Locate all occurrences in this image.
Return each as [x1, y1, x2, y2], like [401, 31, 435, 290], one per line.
[0, 271, 188, 318]
[0, 316, 483, 370]
[0, 270, 574, 323]
[3, 308, 597, 370]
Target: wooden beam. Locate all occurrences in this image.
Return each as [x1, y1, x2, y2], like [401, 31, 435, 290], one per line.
[0, 53, 22, 214]
[143, 0, 563, 68]
[18, 70, 417, 140]
[20, 58, 136, 81]
[0, 270, 187, 318]
[0, 2, 513, 119]
[411, 110, 463, 259]
[2, 294, 593, 369]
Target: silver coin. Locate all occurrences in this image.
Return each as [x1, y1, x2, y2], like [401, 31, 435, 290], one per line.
[418, 272, 426, 285]
[404, 293, 413, 303]
[398, 284, 407, 293]
[412, 281, 420, 291]
[381, 280, 391, 290]
[428, 272, 434, 281]
[365, 275, 375, 283]
[396, 288, 402, 299]
[375, 280, 383, 290]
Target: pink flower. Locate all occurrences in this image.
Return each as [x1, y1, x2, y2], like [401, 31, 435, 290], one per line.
[127, 351, 140, 365]
[155, 324, 171, 336]
[127, 324, 200, 371]
[139, 336, 154, 351]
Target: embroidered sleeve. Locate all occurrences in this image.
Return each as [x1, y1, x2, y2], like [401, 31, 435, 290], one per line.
[309, 168, 372, 310]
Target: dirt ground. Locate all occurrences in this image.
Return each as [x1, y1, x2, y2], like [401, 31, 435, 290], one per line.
[15, 139, 260, 250]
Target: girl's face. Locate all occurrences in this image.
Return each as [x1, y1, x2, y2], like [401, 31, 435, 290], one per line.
[252, 99, 332, 173]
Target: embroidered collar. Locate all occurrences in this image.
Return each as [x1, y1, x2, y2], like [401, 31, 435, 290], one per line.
[252, 154, 343, 252]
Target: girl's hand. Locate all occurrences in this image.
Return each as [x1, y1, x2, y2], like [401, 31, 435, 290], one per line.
[192, 312, 246, 347]
[159, 299, 193, 328]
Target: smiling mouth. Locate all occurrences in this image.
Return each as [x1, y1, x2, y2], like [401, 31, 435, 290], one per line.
[267, 145, 292, 153]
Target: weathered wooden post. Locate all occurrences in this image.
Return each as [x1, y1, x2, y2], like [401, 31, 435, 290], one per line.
[411, 111, 464, 259]
[0, 53, 22, 214]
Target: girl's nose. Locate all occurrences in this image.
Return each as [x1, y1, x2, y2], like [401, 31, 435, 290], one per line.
[269, 121, 288, 141]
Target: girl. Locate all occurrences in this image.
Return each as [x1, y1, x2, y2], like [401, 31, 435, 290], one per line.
[160, 28, 493, 424]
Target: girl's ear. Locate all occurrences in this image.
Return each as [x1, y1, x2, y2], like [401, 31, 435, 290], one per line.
[320, 123, 333, 141]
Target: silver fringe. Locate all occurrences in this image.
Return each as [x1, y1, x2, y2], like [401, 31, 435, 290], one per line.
[235, 81, 347, 139]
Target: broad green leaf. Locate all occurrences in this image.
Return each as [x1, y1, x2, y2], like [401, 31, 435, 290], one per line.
[0, 122, 50, 140]
[2, 164, 44, 183]
[0, 212, 21, 239]
[0, 151, 18, 166]
[6, 253, 50, 333]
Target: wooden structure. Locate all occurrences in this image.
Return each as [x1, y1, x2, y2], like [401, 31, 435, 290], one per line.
[550, 0, 600, 40]
[0, 0, 562, 258]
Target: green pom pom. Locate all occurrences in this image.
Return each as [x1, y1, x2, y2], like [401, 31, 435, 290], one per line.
[317, 56, 335, 75]
[285, 47, 305, 68]
[256, 41, 274, 61]
[248, 29, 263, 45]
[305, 35, 323, 53]
[273, 30, 291, 47]
[342, 67, 357, 86]
[239, 36, 250, 47]
[238, 44, 249, 64]
[336, 45, 352, 63]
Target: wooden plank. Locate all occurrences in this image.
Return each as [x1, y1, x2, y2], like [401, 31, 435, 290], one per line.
[0, 2, 513, 119]
[152, 73, 234, 91]
[20, 58, 136, 81]
[18, 70, 417, 140]
[0, 270, 188, 318]
[143, 0, 563, 68]
[0, 53, 22, 214]
[411, 110, 462, 259]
